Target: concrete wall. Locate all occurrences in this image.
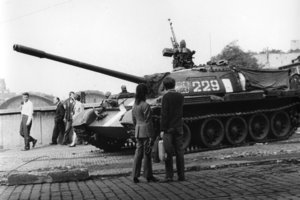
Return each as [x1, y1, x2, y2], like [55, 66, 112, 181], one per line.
[254, 52, 300, 69]
[0, 94, 55, 110]
[0, 107, 56, 149]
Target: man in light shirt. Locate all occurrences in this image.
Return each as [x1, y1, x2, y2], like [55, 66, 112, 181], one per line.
[20, 92, 37, 151]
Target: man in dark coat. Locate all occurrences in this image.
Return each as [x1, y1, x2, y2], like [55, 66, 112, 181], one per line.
[62, 91, 75, 144]
[160, 76, 185, 182]
[50, 97, 65, 145]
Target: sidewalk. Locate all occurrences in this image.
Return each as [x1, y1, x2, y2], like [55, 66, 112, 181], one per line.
[1, 162, 300, 200]
[1, 133, 300, 185]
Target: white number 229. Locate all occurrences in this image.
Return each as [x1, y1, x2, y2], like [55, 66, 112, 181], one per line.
[192, 80, 220, 92]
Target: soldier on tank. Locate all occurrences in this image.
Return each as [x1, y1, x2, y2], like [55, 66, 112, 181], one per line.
[173, 40, 195, 69]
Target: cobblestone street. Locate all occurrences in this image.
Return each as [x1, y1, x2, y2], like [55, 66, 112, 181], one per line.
[1, 162, 300, 200]
[1, 133, 300, 199]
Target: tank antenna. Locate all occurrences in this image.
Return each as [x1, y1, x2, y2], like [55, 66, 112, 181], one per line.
[168, 19, 178, 48]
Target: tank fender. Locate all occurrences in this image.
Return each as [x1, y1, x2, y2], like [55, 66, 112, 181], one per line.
[120, 109, 133, 126]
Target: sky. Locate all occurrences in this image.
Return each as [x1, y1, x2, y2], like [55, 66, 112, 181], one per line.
[0, 0, 299, 99]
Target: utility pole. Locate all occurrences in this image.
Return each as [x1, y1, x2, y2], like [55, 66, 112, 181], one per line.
[209, 33, 212, 59]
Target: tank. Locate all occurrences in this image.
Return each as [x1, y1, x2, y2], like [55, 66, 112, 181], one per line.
[13, 43, 300, 151]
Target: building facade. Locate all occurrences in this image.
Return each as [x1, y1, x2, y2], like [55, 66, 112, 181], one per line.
[254, 52, 300, 69]
[0, 79, 16, 105]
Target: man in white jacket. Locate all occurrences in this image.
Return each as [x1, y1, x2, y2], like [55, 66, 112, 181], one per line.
[20, 92, 37, 151]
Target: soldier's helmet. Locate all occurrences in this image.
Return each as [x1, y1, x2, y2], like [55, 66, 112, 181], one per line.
[121, 85, 127, 93]
[104, 91, 111, 98]
[180, 40, 186, 48]
[74, 93, 81, 101]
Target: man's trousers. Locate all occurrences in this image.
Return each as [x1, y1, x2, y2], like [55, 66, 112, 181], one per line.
[163, 131, 185, 180]
[19, 115, 35, 149]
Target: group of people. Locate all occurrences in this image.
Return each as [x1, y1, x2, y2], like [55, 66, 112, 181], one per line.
[50, 91, 85, 147]
[132, 76, 185, 183]
[19, 91, 85, 151]
[19, 84, 132, 151]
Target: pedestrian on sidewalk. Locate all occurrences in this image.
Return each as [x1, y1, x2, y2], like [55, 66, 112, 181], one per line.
[132, 83, 159, 183]
[50, 97, 65, 145]
[62, 91, 75, 145]
[160, 77, 185, 182]
[19, 92, 37, 151]
[69, 93, 84, 147]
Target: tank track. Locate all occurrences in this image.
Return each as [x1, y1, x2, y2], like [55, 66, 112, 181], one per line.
[121, 102, 300, 153]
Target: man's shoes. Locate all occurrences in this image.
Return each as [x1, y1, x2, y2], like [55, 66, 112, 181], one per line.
[21, 148, 29, 151]
[133, 177, 139, 183]
[159, 178, 173, 183]
[32, 139, 37, 148]
[147, 176, 159, 182]
[178, 177, 186, 182]
[49, 142, 57, 145]
[69, 144, 76, 147]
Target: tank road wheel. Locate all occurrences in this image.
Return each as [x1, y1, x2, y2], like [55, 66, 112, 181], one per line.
[248, 113, 269, 142]
[270, 111, 291, 139]
[200, 118, 224, 148]
[225, 116, 248, 145]
[182, 123, 191, 149]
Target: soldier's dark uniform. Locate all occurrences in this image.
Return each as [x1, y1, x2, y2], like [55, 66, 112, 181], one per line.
[173, 40, 195, 69]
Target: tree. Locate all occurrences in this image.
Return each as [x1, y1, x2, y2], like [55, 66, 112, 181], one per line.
[212, 42, 259, 69]
[260, 49, 284, 54]
[288, 49, 300, 53]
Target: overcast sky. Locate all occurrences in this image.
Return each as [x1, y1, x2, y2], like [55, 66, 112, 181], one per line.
[1, 0, 299, 99]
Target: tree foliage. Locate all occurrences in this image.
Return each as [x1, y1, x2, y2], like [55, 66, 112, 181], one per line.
[259, 49, 283, 54]
[288, 48, 300, 53]
[212, 42, 259, 69]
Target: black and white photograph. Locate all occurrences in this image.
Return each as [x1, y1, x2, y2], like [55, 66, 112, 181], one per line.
[1, 0, 300, 199]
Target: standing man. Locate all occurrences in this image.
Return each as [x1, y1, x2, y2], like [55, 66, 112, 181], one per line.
[50, 97, 65, 145]
[62, 91, 75, 145]
[160, 77, 185, 182]
[69, 93, 85, 147]
[20, 92, 37, 151]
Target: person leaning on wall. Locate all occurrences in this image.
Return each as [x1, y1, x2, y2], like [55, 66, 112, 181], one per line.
[62, 91, 75, 145]
[69, 93, 85, 147]
[50, 97, 65, 145]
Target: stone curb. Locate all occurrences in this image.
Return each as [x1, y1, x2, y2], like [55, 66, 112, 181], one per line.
[4, 158, 300, 185]
[7, 168, 89, 186]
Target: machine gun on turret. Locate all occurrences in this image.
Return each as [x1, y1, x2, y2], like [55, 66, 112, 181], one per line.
[169, 18, 179, 49]
[163, 19, 178, 57]
[162, 19, 195, 69]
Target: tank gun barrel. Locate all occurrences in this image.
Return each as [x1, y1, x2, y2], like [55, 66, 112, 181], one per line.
[13, 44, 146, 84]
